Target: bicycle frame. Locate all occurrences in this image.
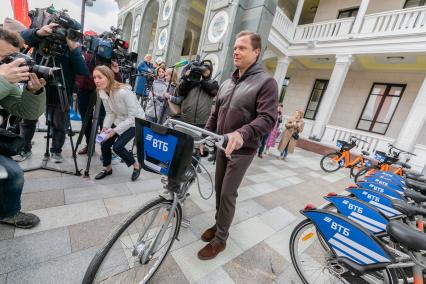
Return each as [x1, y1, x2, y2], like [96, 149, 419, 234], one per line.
[333, 150, 366, 168]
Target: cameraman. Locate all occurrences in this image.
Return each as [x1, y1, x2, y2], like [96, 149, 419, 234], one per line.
[177, 61, 219, 128]
[18, 23, 89, 163]
[0, 28, 45, 228]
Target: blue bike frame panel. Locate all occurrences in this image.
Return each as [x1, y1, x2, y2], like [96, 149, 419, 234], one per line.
[356, 182, 404, 198]
[325, 196, 388, 234]
[347, 188, 402, 217]
[363, 177, 406, 192]
[367, 172, 405, 187]
[303, 210, 393, 266]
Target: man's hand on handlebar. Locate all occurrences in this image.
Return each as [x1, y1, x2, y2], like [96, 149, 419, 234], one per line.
[225, 131, 243, 158]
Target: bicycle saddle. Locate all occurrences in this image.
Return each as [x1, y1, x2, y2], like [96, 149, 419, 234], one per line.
[361, 150, 370, 156]
[404, 189, 426, 203]
[396, 162, 411, 169]
[387, 221, 426, 251]
[391, 200, 426, 218]
[405, 179, 426, 194]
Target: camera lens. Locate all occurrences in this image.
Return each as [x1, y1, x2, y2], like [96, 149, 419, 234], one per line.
[31, 65, 60, 81]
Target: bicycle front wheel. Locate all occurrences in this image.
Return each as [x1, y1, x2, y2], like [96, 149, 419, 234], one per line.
[83, 197, 182, 284]
[290, 219, 398, 284]
[320, 152, 342, 173]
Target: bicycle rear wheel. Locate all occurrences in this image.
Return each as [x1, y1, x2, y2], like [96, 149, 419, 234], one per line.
[83, 197, 182, 284]
[290, 219, 398, 284]
[320, 152, 343, 173]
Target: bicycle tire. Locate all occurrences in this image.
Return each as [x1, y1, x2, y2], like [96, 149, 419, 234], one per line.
[289, 219, 398, 284]
[82, 197, 182, 284]
[320, 152, 343, 173]
[354, 166, 379, 183]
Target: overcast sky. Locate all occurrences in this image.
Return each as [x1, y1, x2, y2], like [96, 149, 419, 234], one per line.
[1, 0, 119, 33]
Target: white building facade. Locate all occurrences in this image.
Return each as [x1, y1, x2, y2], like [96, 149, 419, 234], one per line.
[116, 0, 426, 171]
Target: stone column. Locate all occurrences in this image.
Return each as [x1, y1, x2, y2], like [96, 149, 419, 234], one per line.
[351, 0, 370, 34]
[395, 75, 426, 153]
[291, 0, 305, 35]
[274, 56, 292, 95]
[310, 54, 353, 140]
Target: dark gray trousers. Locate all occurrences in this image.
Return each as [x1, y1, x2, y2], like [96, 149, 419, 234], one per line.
[213, 150, 254, 243]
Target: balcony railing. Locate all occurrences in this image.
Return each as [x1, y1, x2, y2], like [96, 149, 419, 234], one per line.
[272, 6, 426, 43]
[272, 8, 294, 41]
[293, 18, 354, 42]
[360, 6, 426, 36]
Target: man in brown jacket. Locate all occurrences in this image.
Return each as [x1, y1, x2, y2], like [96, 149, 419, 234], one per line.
[198, 31, 278, 260]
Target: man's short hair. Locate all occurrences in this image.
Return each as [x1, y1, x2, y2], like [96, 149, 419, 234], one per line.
[0, 27, 24, 48]
[236, 31, 261, 51]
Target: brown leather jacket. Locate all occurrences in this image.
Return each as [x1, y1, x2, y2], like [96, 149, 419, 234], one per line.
[205, 63, 278, 155]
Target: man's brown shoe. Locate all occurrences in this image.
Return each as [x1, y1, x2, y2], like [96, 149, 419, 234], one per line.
[201, 226, 216, 242]
[197, 240, 226, 260]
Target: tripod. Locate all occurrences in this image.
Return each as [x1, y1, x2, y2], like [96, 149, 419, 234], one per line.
[74, 90, 102, 178]
[24, 54, 81, 176]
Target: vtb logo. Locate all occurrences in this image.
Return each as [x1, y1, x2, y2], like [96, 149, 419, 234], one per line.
[146, 134, 169, 152]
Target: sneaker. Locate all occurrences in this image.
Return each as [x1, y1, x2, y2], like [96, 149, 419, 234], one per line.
[0, 211, 40, 229]
[13, 150, 32, 162]
[51, 153, 64, 163]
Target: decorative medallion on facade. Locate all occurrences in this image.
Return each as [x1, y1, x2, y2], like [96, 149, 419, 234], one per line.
[158, 28, 168, 50]
[208, 11, 229, 43]
[162, 0, 173, 20]
[203, 53, 219, 79]
[133, 15, 141, 35]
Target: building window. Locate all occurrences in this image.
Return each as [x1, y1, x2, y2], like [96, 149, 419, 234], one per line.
[356, 83, 405, 135]
[279, 77, 290, 104]
[304, 79, 329, 120]
[404, 0, 426, 8]
[337, 7, 359, 19]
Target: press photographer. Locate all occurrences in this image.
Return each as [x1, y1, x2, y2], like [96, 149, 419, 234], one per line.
[177, 57, 219, 128]
[0, 27, 46, 228]
[17, 8, 89, 163]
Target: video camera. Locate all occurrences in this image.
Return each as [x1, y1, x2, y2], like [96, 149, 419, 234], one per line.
[29, 6, 82, 58]
[0, 52, 61, 82]
[83, 26, 129, 61]
[185, 55, 210, 82]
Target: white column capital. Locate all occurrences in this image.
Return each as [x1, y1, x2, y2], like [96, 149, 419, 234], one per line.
[277, 55, 292, 65]
[335, 54, 354, 64]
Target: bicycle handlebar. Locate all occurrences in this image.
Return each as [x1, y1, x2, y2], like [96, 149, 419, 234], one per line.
[349, 136, 369, 144]
[388, 144, 416, 156]
[166, 119, 228, 152]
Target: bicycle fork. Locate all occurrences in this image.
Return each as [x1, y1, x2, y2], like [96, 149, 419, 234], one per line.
[139, 193, 179, 264]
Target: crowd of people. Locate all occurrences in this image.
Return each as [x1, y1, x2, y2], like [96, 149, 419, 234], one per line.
[0, 21, 305, 262]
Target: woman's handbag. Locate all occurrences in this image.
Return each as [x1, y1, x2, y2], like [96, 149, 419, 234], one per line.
[0, 128, 25, 157]
[168, 100, 181, 117]
[292, 132, 300, 140]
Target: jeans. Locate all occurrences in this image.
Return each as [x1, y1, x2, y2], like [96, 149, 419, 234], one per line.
[20, 119, 38, 152]
[77, 89, 105, 145]
[101, 127, 135, 167]
[258, 134, 269, 155]
[0, 155, 24, 217]
[47, 105, 67, 154]
[280, 143, 289, 158]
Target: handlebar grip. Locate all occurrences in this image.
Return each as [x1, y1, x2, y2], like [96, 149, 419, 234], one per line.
[222, 135, 229, 149]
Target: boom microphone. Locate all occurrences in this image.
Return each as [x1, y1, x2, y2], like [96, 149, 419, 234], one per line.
[170, 59, 189, 68]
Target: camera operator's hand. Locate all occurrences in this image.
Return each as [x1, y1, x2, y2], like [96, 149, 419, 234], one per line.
[0, 58, 30, 83]
[26, 73, 46, 94]
[164, 92, 171, 100]
[185, 70, 190, 77]
[36, 23, 59, 37]
[111, 61, 119, 73]
[66, 37, 80, 51]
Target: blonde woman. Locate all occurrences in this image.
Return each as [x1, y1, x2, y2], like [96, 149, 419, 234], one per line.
[93, 65, 145, 181]
[278, 110, 305, 159]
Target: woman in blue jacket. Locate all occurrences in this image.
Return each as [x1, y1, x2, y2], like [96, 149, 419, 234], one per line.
[134, 54, 153, 98]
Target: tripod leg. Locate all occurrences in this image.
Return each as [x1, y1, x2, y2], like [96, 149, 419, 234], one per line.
[75, 91, 97, 155]
[84, 96, 102, 178]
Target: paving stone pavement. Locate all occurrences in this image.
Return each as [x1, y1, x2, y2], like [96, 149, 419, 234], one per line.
[0, 132, 354, 283]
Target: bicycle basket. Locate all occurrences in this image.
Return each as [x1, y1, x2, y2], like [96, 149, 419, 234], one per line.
[336, 140, 345, 148]
[135, 118, 194, 187]
[374, 151, 387, 163]
[337, 140, 355, 151]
